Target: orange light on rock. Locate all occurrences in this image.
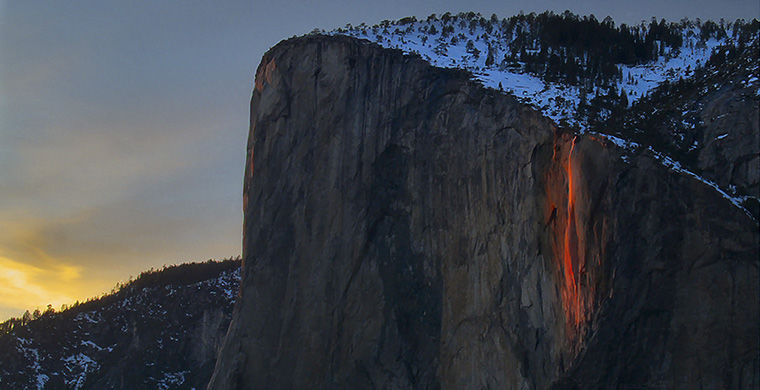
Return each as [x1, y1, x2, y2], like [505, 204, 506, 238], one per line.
[546, 134, 589, 337]
[563, 136, 582, 327]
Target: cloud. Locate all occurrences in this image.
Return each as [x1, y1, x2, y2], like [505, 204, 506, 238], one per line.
[0, 211, 162, 320]
[0, 255, 87, 320]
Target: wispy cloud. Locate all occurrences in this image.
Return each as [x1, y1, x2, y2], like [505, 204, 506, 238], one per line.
[0, 255, 87, 319]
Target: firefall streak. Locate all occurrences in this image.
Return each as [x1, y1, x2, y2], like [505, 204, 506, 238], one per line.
[563, 136, 582, 327]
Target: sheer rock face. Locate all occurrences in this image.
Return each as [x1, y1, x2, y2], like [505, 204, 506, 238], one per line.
[209, 35, 759, 389]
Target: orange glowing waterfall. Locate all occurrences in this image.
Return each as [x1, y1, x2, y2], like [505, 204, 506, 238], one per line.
[564, 136, 582, 327]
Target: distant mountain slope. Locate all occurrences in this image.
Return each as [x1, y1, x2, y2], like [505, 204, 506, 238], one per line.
[0, 259, 240, 389]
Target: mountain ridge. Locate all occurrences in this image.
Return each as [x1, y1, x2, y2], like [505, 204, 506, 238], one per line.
[0, 259, 240, 389]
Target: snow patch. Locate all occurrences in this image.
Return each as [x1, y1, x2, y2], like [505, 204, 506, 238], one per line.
[74, 312, 100, 324]
[63, 353, 99, 389]
[35, 374, 49, 390]
[593, 133, 641, 150]
[156, 370, 190, 390]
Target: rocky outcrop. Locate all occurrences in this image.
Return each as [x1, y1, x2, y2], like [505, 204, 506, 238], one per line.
[209, 35, 759, 389]
[604, 45, 760, 217]
[696, 83, 760, 197]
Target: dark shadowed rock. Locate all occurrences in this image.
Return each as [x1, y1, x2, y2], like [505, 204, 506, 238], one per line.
[209, 35, 759, 389]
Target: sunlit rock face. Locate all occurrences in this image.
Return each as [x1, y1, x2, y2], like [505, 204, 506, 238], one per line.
[209, 35, 758, 389]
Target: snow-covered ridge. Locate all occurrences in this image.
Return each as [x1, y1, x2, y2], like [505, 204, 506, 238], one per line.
[329, 13, 745, 130]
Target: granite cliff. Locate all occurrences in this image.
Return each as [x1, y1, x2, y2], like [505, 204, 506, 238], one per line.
[209, 35, 758, 389]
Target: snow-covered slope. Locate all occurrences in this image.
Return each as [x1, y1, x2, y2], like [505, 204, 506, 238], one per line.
[330, 14, 749, 130]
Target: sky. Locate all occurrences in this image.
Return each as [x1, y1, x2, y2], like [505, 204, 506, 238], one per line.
[0, 1, 757, 321]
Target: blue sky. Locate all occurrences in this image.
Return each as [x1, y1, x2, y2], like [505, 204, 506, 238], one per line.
[0, 0, 757, 320]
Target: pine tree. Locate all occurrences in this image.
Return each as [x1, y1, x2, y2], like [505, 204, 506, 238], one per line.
[485, 45, 495, 67]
